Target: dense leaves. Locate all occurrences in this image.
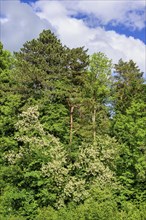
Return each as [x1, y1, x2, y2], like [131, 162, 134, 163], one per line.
[0, 30, 146, 219]
[113, 59, 144, 114]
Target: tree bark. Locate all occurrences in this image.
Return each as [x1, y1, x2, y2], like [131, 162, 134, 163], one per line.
[70, 105, 74, 144]
[92, 105, 96, 144]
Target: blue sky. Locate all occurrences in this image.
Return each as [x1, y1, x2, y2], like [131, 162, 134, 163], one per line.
[20, 0, 37, 3]
[0, 0, 146, 74]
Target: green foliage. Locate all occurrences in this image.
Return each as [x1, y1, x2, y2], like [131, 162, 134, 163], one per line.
[36, 185, 146, 220]
[0, 42, 22, 169]
[83, 52, 112, 142]
[0, 185, 38, 219]
[112, 100, 146, 200]
[39, 99, 70, 143]
[14, 30, 66, 99]
[0, 42, 13, 73]
[1, 106, 120, 218]
[111, 59, 146, 202]
[113, 59, 144, 113]
[0, 31, 146, 220]
[73, 135, 119, 185]
[13, 30, 89, 145]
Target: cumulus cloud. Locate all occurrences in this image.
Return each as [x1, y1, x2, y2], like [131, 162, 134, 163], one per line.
[0, 0, 145, 75]
[63, 0, 146, 30]
[0, 0, 55, 51]
[87, 29, 145, 74]
[33, 0, 146, 74]
[0, 17, 9, 24]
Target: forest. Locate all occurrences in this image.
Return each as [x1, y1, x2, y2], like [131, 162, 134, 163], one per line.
[0, 29, 146, 220]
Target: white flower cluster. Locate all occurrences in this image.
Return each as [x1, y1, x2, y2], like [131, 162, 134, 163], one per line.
[4, 146, 25, 164]
[4, 106, 118, 209]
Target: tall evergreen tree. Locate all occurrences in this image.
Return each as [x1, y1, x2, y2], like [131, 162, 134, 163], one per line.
[111, 59, 146, 201]
[14, 30, 66, 100]
[113, 59, 144, 114]
[14, 30, 89, 144]
[113, 100, 146, 200]
[62, 47, 89, 144]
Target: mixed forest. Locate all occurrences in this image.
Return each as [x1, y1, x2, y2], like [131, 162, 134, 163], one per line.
[0, 30, 146, 220]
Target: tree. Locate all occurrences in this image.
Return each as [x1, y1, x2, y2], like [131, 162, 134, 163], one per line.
[63, 47, 89, 145]
[14, 30, 67, 99]
[1, 105, 120, 217]
[113, 100, 146, 200]
[111, 59, 146, 200]
[1, 106, 70, 215]
[113, 59, 144, 114]
[73, 134, 119, 185]
[84, 52, 112, 143]
[0, 42, 21, 153]
[14, 30, 89, 145]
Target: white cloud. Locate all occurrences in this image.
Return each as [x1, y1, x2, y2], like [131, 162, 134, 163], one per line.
[87, 29, 145, 74]
[0, 0, 145, 76]
[0, 0, 55, 52]
[0, 17, 9, 24]
[63, 0, 146, 30]
[33, 0, 146, 74]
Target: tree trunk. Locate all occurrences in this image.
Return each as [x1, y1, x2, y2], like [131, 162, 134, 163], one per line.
[92, 105, 96, 144]
[70, 106, 74, 144]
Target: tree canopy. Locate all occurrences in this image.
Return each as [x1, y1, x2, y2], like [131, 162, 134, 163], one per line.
[0, 30, 146, 220]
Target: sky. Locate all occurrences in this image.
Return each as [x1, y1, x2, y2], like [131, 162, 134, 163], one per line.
[0, 0, 146, 75]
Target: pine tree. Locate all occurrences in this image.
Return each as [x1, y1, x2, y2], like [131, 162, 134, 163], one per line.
[112, 59, 146, 201]
[113, 59, 144, 114]
[14, 30, 67, 100]
[14, 30, 89, 144]
[62, 47, 89, 145]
